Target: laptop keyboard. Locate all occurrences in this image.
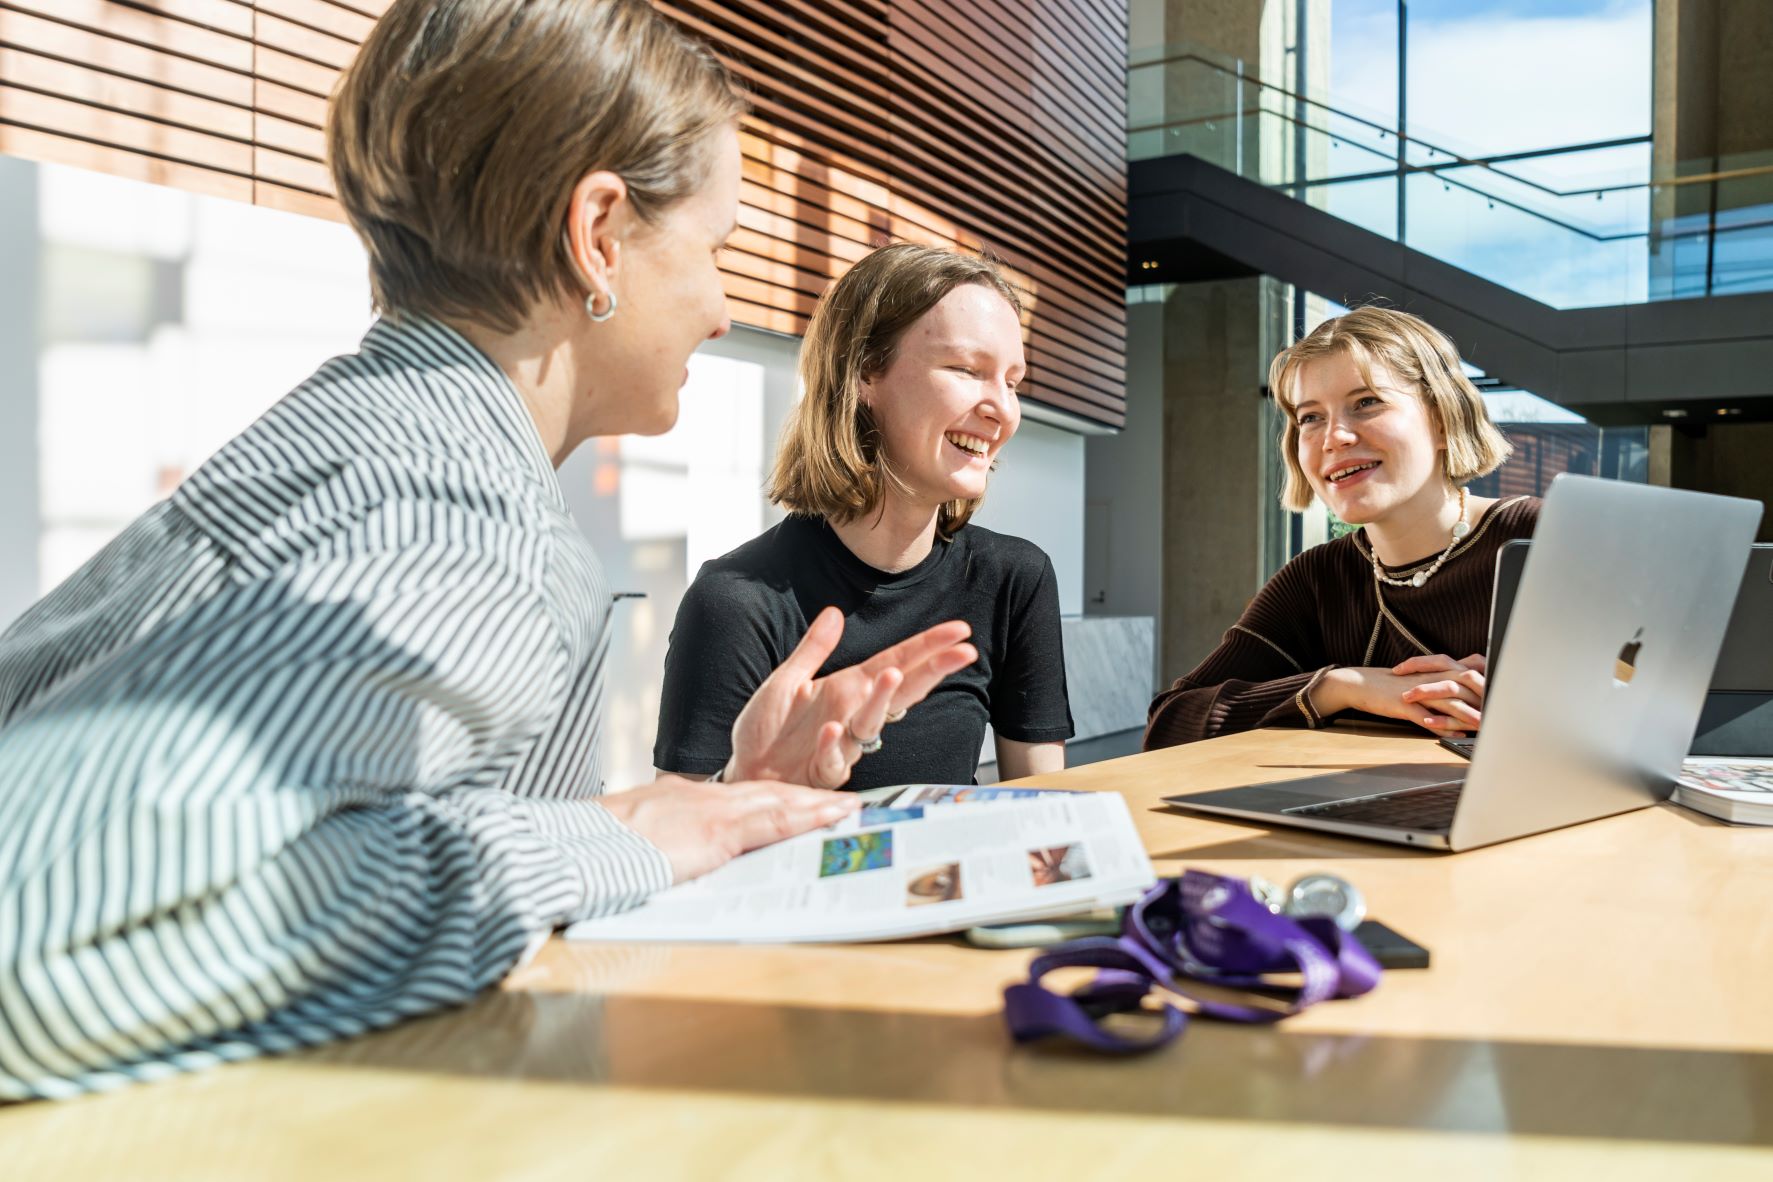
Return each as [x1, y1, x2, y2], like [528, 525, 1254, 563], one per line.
[1286, 783, 1464, 831]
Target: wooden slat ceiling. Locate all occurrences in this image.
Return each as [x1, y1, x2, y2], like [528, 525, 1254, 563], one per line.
[0, 0, 1127, 427]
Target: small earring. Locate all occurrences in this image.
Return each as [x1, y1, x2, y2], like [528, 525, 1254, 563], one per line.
[586, 289, 618, 323]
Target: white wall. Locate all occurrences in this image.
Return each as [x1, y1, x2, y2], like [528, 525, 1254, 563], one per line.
[1083, 296, 1165, 683]
[33, 167, 374, 594]
[971, 418, 1086, 617]
[554, 324, 804, 786]
[0, 157, 40, 629]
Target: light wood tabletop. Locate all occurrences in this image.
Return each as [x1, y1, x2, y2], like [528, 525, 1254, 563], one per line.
[4, 726, 1772, 1179]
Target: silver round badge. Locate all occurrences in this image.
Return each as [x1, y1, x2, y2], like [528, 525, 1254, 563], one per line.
[1283, 873, 1367, 932]
[1247, 875, 1286, 914]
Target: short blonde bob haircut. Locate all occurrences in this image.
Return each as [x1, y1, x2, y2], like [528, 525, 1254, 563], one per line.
[1268, 306, 1512, 512]
[769, 243, 1022, 537]
[328, 0, 745, 334]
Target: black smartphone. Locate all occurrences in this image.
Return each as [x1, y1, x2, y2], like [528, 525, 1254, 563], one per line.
[1353, 919, 1431, 969]
[1438, 735, 1477, 760]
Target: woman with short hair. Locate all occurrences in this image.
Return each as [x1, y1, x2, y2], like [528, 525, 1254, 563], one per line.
[653, 243, 1074, 790]
[0, 0, 978, 1099]
[1144, 306, 1536, 749]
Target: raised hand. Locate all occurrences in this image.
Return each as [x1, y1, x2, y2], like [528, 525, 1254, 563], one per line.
[725, 607, 977, 788]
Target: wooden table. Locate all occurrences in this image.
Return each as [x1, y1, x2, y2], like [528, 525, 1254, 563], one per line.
[5, 727, 1772, 1178]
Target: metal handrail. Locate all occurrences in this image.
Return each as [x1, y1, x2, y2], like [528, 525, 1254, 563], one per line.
[1129, 51, 1773, 198]
[1138, 110, 1657, 201]
[1138, 103, 1773, 248]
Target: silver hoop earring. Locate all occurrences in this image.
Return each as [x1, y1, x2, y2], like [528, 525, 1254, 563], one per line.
[586, 290, 618, 323]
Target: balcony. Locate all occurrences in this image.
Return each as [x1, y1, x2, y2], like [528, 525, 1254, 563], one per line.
[1126, 44, 1773, 422]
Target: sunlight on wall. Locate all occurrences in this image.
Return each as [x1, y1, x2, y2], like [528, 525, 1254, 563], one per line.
[618, 353, 767, 574]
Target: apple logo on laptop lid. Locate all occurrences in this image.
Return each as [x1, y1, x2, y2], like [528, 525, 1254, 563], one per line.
[1614, 627, 1644, 687]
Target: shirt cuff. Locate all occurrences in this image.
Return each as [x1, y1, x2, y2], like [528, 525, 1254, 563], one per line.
[1294, 666, 1338, 729]
[990, 721, 1077, 744]
[654, 751, 731, 777]
[531, 798, 676, 922]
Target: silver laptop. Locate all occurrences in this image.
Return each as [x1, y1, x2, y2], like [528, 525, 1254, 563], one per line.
[1164, 475, 1762, 852]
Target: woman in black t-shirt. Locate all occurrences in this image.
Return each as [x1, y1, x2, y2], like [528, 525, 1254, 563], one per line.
[654, 244, 1073, 789]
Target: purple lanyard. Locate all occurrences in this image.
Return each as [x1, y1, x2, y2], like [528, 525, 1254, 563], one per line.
[1002, 871, 1383, 1053]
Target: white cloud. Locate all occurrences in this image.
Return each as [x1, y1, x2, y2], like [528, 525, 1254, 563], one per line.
[1403, 2, 1652, 159]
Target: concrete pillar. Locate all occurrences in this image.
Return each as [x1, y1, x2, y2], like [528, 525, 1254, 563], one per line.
[1653, 0, 1773, 159]
[1651, 0, 1773, 295]
[0, 156, 41, 629]
[1103, 1, 1322, 686]
[1650, 422, 1773, 543]
[1161, 0, 1263, 61]
[1160, 277, 1272, 680]
[1695, 424, 1773, 542]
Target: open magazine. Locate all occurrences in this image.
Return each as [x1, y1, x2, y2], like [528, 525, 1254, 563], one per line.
[565, 785, 1155, 944]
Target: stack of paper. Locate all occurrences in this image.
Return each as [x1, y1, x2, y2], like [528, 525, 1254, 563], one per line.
[1674, 758, 1773, 825]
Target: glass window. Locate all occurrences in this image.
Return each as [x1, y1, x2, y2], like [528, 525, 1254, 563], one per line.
[34, 166, 374, 591]
[1403, 0, 1651, 161]
[1327, 0, 1400, 129]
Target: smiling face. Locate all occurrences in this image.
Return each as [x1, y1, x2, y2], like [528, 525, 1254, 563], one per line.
[1290, 347, 1449, 526]
[861, 283, 1025, 510]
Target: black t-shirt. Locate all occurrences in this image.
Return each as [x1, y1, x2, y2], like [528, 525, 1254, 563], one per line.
[654, 515, 1073, 789]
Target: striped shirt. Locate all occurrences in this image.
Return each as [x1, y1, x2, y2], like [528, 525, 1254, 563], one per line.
[0, 316, 673, 1100]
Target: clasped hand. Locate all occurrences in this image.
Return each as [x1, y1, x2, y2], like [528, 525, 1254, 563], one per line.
[1391, 653, 1486, 735]
[1313, 653, 1487, 737]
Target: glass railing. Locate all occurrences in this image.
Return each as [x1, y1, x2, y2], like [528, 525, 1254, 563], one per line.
[1128, 44, 1773, 309]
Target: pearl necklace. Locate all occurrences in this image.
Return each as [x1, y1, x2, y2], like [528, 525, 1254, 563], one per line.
[1370, 488, 1470, 589]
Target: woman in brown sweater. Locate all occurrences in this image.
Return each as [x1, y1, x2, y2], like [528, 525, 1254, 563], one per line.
[1145, 307, 1539, 748]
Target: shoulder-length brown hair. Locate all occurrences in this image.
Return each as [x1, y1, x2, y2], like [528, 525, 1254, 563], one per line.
[328, 0, 745, 333]
[768, 243, 1022, 537]
[1268, 306, 1513, 511]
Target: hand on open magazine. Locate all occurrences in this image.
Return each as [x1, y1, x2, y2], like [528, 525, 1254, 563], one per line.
[601, 775, 861, 883]
[570, 790, 1155, 945]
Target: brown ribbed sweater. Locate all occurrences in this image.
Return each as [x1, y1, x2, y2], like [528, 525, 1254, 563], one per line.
[1145, 496, 1541, 748]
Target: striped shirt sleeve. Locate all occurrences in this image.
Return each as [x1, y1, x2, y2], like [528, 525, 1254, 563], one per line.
[0, 498, 671, 1100]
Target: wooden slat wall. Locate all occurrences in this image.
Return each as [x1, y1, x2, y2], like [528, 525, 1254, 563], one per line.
[0, 0, 1127, 427]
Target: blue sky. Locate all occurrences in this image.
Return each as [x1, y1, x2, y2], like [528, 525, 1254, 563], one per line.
[1330, 0, 1651, 158]
[1323, 0, 1655, 306]
[1411, 0, 1644, 18]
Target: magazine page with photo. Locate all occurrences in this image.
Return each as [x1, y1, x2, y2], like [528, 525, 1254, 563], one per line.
[565, 787, 1154, 944]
